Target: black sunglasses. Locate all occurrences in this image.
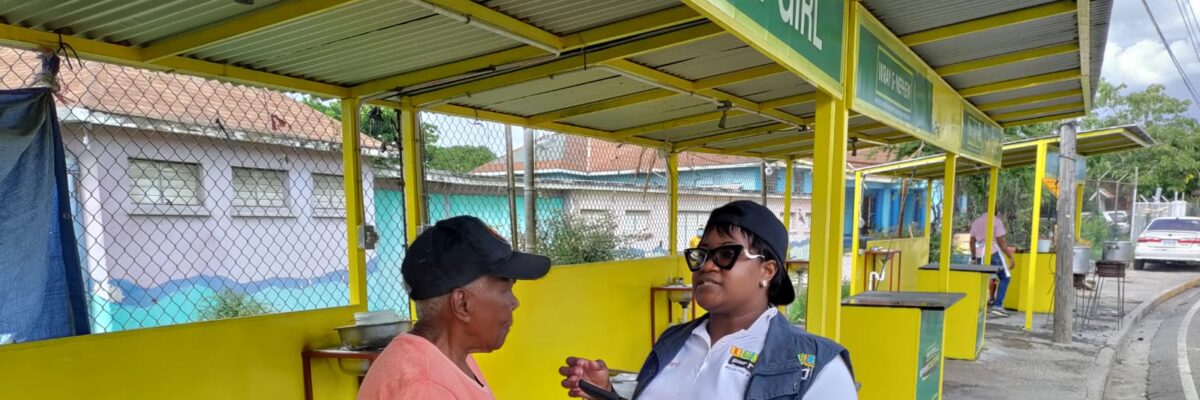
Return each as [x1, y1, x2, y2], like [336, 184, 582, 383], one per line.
[683, 244, 765, 272]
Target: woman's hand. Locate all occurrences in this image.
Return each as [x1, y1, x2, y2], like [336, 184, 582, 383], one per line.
[558, 356, 612, 399]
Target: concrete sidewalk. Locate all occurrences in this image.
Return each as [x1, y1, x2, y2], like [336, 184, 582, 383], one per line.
[942, 265, 1200, 399]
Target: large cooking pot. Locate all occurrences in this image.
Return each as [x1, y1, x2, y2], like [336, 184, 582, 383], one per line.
[1072, 246, 1093, 274]
[1102, 241, 1135, 262]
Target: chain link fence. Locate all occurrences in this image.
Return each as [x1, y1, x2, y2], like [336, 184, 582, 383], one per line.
[0, 46, 413, 336]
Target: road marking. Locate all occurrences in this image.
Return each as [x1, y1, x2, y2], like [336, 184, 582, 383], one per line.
[1179, 296, 1200, 400]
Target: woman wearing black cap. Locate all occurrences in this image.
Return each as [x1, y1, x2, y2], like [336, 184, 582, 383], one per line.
[559, 200, 857, 399]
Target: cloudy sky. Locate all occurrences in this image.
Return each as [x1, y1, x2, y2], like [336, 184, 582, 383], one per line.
[1102, 0, 1200, 114]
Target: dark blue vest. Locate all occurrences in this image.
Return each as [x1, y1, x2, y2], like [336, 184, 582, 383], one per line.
[631, 313, 853, 400]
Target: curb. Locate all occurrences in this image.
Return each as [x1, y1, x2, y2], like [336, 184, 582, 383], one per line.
[1085, 275, 1200, 400]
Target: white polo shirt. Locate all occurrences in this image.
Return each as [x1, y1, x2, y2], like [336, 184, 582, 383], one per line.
[639, 308, 856, 400]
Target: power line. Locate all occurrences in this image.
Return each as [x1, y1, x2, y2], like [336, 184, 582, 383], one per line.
[1174, 0, 1200, 64]
[1141, 0, 1200, 105]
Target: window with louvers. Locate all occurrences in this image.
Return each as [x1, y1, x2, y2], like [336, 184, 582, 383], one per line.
[233, 167, 287, 208]
[128, 159, 202, 206]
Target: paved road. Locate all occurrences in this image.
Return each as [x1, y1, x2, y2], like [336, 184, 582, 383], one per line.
[1106, 264, 1200, 400]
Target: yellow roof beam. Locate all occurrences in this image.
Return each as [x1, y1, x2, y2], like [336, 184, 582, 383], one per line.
[603, 59, 809, 128]
[694, 64, 787, 89]
[527, 90, 676, 125]
[960, 70, 1081, 98]
[613, 110, 741, 138]
[140, 0, 362, 62]
[992, 102, 1085, 122]
[976, 90, 1079, 112]
[935, 43, 1079, 76]
[1000, 111, 1086, 128]
[348, 5, 702, 97]
[0, 21, 350, 98]
[722, 133, 809, 154]
[760, 93, 816, 109]
[408, 23, 724, 106]
[900, 1, 1077, 46]
[672, 123, 790, 149]
[414, 0, 563, 52]
[527, 64, 784, 126]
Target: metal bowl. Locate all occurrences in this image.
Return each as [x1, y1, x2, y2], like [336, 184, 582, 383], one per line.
[335, 320, 412, 351]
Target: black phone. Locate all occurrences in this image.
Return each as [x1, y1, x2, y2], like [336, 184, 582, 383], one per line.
[578, 380, 623, 400]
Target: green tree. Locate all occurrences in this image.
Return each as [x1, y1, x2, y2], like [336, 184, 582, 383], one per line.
[536, 212, 632, 265]
[1081, 81, 1200, 197]
[301, 97, 497, 173]
[197, 289, 272, 321]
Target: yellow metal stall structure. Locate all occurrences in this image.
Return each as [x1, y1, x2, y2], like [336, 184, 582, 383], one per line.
[852, 125, 1153, 366]
[0, 1, 1117, 399]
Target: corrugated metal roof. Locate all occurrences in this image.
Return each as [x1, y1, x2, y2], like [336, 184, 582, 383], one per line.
[1088, 0, 1113, 94]
[945, 52, 1079, 88]
[718, 74, 816, 103]
[860, 0, 1055, 36]
[985, 94, 1084, 115]
[0, 0, 283, 45]
[994, 105, 1084, 123]
[559, 94, 709, 131]
[483, 0, 679, 36]
[641, 113, 774, 142]
[778, 102, 817, 118]
[914, 14, 1078, 67]
[188, 1, 518, 86]
[667, 121, 786, 144]
[629, 34, 769, 81]
[969, 79, 1080, 104]
[452, 69, 654, 115]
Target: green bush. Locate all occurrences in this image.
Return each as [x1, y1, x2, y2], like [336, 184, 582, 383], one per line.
[536, 212, 632, 266]
[197, 289, 272, 321]
[786, 279, 850, 324]
[1080, 214, 1114, 259]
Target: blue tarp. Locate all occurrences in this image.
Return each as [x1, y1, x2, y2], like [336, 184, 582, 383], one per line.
[0, 88, 89, 343]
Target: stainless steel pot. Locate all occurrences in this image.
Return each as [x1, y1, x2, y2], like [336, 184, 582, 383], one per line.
[1102, 241, 1135, 262]
[335, 320, 412, 350]
[1072, 246, 1092, 274]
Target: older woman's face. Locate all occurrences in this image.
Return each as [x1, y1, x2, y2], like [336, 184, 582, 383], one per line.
[691, 228, 776, 314]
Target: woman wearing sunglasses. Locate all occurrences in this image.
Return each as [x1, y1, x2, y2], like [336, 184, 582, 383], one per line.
[559, 200, 857, 399]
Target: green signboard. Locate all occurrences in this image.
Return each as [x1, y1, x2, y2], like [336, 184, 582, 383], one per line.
[962, 110, 989, 155]
[916, 310, 945, 400]
[686, 0, 844, 96]
[856, 26, 934, 136]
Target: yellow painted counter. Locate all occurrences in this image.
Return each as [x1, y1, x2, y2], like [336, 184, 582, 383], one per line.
[853, 237, 931, 293]
[917, 263, 998, 361]
[841, 291, 963, 400]
[1003, 252, 1057, 313]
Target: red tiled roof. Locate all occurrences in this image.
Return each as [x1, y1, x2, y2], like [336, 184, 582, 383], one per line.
[0, 47, 379, 148]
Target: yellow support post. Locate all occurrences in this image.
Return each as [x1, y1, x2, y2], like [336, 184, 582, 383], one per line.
[783, 159, 795, 232]
[925, 182, 933, 240]
[806, 90, 848, 340]
[1075, 183, 1085, 240]
[341, 97, 368, 307]
[939, 153, 958, 292]
[984, 167, 1000, 261]
[400, 98, 425, 245]
[668, 152, 680, 259]
[849, 171, 864, 295]
[1025, 142, 1050, 330]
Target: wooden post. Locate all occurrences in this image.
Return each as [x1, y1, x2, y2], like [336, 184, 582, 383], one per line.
[1054, 122, 1078, 343]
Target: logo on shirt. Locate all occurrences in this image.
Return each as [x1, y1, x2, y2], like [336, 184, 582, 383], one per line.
[797, 353, 816, 381]
[798, 353, 816, 368]
[725, 346, 758, 375]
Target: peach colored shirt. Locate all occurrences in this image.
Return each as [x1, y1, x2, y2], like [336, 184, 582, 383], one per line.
[358, 334, 495, 400]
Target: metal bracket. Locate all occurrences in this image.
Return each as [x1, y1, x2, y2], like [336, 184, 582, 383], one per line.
[359, 224, 379, 250]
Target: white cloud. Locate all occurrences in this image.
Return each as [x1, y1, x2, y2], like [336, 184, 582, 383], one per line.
[1102, 39, 1200, 87]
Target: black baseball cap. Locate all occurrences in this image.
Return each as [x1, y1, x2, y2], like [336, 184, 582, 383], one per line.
[402, 216, 551, 300]
[704, 200, 795, 306]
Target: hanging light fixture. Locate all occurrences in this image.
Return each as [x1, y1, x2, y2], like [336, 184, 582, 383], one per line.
[716, 101, 732, 129]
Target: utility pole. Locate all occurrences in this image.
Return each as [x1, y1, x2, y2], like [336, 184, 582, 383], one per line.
[1053, 121, 1078, 343]
[505, 124, 519, 249]
[523, 127, 537, 252]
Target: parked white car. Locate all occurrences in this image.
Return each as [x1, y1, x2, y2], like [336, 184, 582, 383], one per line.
[1134, 217, 1200, 269]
